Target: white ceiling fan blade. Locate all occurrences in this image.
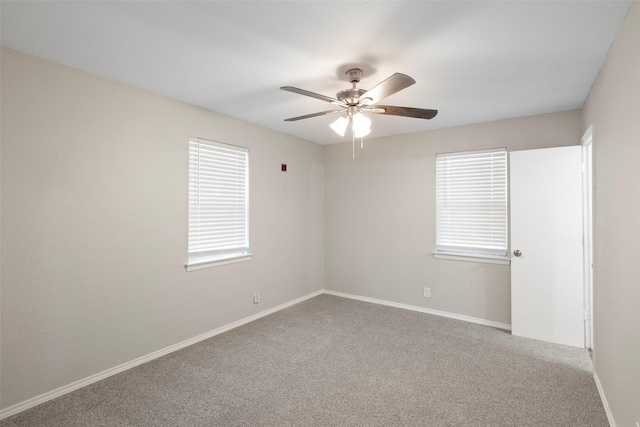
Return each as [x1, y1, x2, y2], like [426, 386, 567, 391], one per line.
[284, 110, 343, 122]
[280, 86, 346, 107]
[358, 73, 416, 105]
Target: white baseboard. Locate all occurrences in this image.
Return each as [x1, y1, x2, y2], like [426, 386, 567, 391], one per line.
[593, 370, 616, 427]
[1, 288, 510, 419]
[323, 290, 512, 331]
[0, 289, 323, 420]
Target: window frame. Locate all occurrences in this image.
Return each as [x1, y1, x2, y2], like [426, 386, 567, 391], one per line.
[186, 137, 251, 271]
[434, 148, 510, 265]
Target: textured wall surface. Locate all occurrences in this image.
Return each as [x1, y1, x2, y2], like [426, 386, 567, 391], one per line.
[581, 3, 640, 426]
[0, 47, 324, 409]
[324, 110, 582, 326]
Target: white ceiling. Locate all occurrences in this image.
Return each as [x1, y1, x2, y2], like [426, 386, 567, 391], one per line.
[1, 1, 632, 145]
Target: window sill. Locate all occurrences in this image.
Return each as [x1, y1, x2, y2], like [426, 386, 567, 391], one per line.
[186, 254, 253, 272]
[433, 251, 510, 265]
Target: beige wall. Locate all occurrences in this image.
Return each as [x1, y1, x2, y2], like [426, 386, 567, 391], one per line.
[324, 110, 582, 326]
[0, 47, 324, 409]
[582, 2, 640, 426]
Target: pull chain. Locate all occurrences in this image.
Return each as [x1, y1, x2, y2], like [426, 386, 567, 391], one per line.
[352, 131, 355, 159]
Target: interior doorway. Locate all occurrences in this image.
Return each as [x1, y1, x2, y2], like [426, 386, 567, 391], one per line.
[581, 126, 594, 350]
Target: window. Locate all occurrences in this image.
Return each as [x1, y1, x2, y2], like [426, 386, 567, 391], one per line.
[435, 148, 508, 264]
[187, 138, 250, 271]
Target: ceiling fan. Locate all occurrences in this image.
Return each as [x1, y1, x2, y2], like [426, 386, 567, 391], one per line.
[280, 68, 437, 156]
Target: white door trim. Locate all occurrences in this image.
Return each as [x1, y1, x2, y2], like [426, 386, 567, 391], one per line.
[581, 125, 594, 351]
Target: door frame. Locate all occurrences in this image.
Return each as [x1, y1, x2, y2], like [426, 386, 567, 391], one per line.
[581, 125, 594, 350]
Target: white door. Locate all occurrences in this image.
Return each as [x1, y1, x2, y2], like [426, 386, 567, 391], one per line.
[510, 146, 584, 348]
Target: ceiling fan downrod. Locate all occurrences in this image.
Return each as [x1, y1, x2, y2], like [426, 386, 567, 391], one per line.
[346, 68, 363, 86]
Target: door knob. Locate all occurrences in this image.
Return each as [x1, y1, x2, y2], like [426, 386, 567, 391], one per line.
[513, 250, 522, 257]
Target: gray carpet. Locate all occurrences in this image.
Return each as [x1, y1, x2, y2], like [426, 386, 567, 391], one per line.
[2, 294, 608, 426]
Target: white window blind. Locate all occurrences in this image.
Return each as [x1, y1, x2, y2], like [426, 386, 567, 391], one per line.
[188, 138, 249, 267]
[436, 148, 507, 258]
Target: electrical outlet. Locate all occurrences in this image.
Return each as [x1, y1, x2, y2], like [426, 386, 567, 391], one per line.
[423, 287, 431, 298]
[253, 293, 260, 304]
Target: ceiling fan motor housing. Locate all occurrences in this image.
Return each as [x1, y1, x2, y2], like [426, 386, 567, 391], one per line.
[336, 88, 367, 107]
[339, 69, 375, 106]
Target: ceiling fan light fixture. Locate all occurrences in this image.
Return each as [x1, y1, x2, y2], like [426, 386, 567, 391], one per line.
[353, 126, 371, 138]
[351, 112, 371, 134]
[330, 116, 349, 136]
